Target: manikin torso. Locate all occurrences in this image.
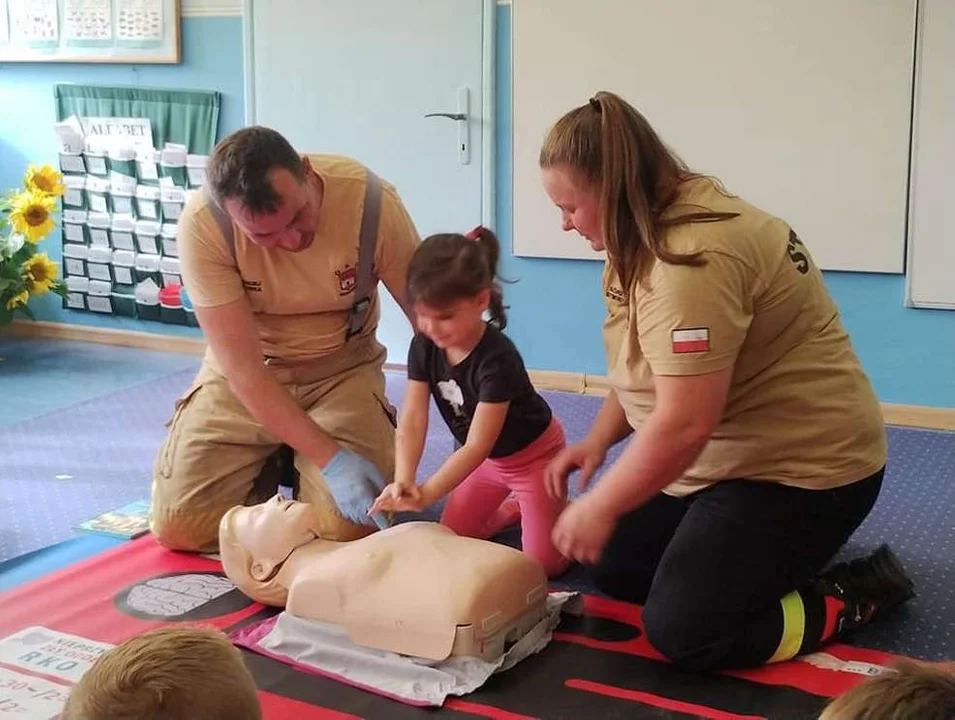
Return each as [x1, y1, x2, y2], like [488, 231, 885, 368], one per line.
[221, 498, 549, 661]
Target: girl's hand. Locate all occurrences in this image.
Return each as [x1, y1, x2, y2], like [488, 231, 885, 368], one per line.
[368, 482, 427, 515]
[544, 439, 606, 501]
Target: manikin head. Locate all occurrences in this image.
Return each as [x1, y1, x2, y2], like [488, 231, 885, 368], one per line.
[206, 126, 323, 252]
[218, 495, 321, 606]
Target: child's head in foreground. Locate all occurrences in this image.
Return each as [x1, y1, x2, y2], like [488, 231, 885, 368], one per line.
[61, 625, 261, 720]
[818, 658, 955, 720]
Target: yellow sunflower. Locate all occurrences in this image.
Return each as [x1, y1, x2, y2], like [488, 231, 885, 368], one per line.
[24, 164, 65, 197]
[4, 289, 29, 311]
[8, 190, 57, 242]
[24, 252, 59, 294]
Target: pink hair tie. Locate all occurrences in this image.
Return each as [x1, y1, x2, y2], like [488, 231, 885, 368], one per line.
[464, 225, 484, 240]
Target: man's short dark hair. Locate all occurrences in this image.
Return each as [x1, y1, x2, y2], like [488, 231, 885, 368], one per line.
[206, 126, 304, 214]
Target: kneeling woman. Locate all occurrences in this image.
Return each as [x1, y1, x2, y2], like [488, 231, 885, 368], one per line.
[539, 91, 914, 671]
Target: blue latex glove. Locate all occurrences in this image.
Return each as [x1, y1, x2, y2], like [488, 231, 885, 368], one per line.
[320, 447, 392, 530]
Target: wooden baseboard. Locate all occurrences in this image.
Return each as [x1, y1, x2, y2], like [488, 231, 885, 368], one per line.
[525, 369, 955, 431]
[527, 371, 955, 431]
[879, 404, 955, 431]
[5, 319, 207, 356]
[7, 320, 954, 431]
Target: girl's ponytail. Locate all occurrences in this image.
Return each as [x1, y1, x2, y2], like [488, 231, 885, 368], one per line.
[463, 225, 506, 329]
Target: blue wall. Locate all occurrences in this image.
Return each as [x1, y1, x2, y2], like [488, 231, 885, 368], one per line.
[0, 16, 243, 338]
[1, 8, 952, 407]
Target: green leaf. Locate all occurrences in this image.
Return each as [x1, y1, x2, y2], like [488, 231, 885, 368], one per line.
[0, 277, 11, 293]
[0, 305, 13, 327]
[0, 263, 20, 281]
[10, 243, 34, 265]
[18, 303, 35, 321]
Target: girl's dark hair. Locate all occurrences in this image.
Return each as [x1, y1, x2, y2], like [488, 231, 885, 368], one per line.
[406, 226, 507, 329]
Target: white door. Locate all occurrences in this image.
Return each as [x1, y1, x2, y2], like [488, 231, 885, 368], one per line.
[246, 0, 488, 364]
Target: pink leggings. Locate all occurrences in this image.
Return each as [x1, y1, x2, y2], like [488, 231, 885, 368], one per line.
[439, 417, 570, 577]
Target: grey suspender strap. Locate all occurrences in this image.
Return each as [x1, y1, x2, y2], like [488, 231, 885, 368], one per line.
[347, 168, 382, 339]
[203, 167, 382, 342]
[205, 188, 236, 260]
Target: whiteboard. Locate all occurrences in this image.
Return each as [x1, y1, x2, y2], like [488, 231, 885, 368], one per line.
[906, 0, 955, 309]
[512, 0, 916, 272]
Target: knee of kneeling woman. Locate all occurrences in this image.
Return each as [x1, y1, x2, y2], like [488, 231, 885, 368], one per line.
[590, 565, 627, 599]
[642, 601, 727, 672]
[588, 562, 652, 605]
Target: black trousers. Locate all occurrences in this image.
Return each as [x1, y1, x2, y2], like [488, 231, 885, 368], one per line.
[591, 467, 884, 670]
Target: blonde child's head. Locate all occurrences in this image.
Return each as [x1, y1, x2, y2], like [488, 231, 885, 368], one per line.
[61, 625, 261, 720]
[819, 658, 955, 720]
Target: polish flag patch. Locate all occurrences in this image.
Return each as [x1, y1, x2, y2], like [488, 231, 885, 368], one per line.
[671, 327, 710, 354]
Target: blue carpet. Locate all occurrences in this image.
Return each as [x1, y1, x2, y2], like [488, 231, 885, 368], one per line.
[0, 368, 199, 562]
[0, 360, 953, 661]
[0, 336, 201, 427]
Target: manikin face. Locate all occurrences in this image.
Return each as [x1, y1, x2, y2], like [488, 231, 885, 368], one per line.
[223, 161, 322, 253]
[541, 165, 603, 252]
[232, 495, 318, 577]
[413, 291, 489, 350]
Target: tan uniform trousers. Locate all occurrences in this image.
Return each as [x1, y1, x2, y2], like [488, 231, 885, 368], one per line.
[149, 335, 397, 552]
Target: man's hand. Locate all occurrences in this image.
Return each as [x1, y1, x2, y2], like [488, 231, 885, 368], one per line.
[321, 447, 392, 529]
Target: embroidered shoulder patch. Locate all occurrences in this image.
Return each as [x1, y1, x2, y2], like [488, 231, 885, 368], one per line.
[671, 327, 710, 354]
[605, 285, 627, 303]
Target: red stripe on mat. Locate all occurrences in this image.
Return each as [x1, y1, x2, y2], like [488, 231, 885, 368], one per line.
[724, 644, 895, 697]
[565, 678, 764, 720]
[257, 690, 360, 719]
[443, 699, 538, 719]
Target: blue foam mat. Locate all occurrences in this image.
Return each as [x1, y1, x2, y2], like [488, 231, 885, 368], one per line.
[0, 534, 123, 593]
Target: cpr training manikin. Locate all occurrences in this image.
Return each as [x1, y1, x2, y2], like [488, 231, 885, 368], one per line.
[219, 495, 579, 705]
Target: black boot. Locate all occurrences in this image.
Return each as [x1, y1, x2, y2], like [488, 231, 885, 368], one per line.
[815, 544, 915, 637]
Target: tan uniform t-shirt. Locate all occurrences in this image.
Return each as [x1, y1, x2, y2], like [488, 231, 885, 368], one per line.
[177, 154, 420, 365]
[602, 176, 886, 495]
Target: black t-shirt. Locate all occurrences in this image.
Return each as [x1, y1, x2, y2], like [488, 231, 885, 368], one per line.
[407, 325, 552, 458]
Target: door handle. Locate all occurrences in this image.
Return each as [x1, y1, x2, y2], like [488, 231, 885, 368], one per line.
[424, 88, 470, 165]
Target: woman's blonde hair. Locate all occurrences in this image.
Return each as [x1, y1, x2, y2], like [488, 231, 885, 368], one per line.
[218, 505, 291, 607]
[539, 90, 738, 291]
[819, 659, 955, 720]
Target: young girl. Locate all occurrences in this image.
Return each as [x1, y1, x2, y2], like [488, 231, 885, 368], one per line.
[369, 226, 569, 577]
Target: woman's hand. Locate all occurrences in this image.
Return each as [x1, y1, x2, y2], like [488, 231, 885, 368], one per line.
[551, 493, 618, 565]
[544, 438, 606, 501]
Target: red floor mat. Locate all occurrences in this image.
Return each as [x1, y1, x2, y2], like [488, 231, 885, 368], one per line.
[0, 535, 902, 719]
